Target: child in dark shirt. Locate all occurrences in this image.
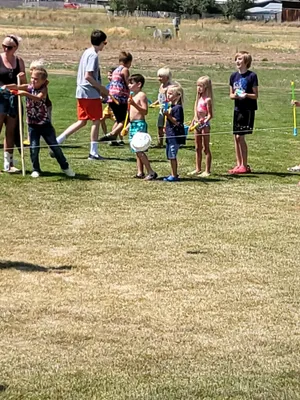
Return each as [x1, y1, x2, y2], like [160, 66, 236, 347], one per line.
[163, 84, 185, 182]
[229, 51, 258, 175]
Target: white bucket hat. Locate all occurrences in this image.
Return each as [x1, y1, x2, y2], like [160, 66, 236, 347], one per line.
[130, 132, 152, 152]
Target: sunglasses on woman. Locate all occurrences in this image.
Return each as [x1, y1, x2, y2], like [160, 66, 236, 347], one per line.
[2, 44, 14, 50]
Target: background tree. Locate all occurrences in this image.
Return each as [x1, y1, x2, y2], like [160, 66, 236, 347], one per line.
[221, 0, 253, 19]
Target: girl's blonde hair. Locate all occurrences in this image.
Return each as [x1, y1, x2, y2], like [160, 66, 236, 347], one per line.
[157, 67, 172, 80]
[32, 67, 48, 81]
[195, 75, 213, 110]
[30, 59, 45, 71]
[167, 83, 184, 106]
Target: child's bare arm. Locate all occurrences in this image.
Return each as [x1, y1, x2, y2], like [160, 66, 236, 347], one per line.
[164, 112, 179, 125]
[3, 83, 28, 90]
[229, 86, 238, 99]
[244, 86, 258, 100]
[18, 86, 47, 101]
[18, 91, 43, 101]
[128, 93, 148, 116]
[121, 67, 130, 87]
[205, 98, 213, 122]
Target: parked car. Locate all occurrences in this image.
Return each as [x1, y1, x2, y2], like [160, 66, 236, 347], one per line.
[63, 2, 81, 9]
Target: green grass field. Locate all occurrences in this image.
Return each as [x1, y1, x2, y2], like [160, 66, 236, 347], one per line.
[1, 13, 300, 399]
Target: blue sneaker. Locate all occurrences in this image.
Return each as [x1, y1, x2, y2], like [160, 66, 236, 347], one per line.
[163, 175, 179, 182]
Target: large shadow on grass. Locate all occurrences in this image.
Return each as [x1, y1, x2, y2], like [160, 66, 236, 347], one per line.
[251, 171, 300, 178]
[33, 171, 96, 181]
[156, 176, 224, 183]
[0, 261, 72, 273]
[219, 171, 300, 179]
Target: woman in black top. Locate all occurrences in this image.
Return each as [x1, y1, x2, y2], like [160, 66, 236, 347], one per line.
[0, 34, 26, 172]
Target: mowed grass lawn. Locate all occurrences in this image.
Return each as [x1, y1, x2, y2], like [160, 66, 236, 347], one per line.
[1, 63, 300, 399]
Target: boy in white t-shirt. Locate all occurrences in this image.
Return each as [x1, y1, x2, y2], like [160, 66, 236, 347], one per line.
[54, 30, 109, 160]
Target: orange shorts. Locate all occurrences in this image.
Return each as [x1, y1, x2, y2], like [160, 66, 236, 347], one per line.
[77, 98, 102, 121]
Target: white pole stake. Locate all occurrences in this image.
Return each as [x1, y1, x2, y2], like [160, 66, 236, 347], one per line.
[17, 75, 26, 176]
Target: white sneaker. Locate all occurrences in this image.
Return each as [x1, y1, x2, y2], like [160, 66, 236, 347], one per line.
[200, 171, 211, 177]
[7, 166, 21, 174]
[31, 171, 40, 178]
[62, 167, 75, 177]
[4, 151, 10, 171]
[287, 165, 300, 172]
[187, 170, 201, 176]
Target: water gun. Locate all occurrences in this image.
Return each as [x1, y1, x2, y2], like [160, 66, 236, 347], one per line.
[110, 95, 119, 105]
[235, 89, 245, 98]
[0, 87, 18, 95]
[291, 81, 298, 136]
[189, 120, 208, 132]
[162, 101, 171, 113]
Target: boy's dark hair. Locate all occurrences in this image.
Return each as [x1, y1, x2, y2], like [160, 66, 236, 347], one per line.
[119, 51, 133, 64]
[109, 66, 117, 73]
[91, 30, 107, 46]
[129, 74, 145, 88]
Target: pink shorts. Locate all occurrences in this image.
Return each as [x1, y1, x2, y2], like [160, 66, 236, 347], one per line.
[77, 98, 102, 121]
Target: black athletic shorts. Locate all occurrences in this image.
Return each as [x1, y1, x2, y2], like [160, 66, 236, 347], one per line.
[233, 110, 255, 135]
[109, 102, 128, 123]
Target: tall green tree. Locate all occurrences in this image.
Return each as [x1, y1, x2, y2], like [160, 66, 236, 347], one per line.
[109, 0, 124, 12]
[221, 0, 253, 19]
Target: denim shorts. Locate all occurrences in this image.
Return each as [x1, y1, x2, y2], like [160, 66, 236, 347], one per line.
[166, 138, 179, 160]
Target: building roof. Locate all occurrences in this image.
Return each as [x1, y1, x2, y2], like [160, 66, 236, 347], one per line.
[246, 1, 282, 13]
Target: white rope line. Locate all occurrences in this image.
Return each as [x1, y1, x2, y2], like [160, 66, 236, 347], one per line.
[2, 124, 296, 152]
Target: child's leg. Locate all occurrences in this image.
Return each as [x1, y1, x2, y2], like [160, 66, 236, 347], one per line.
[136, 154, 144, 176]
[56, 120, 87, 144]
[100, 118, 107, 135]
[137, 152, 155, 175]
[90, 120, 101, 155]
[108, 121, 124, 137]
[29, 126, 42, 172]
[234, 135, 242, 166]
[104, 103, 127, 140]
[4, 115, 18, 168]
[195, 131, 202, 172]
[158, 127, 164, 147]
[166, 140, 179, 177]
[202, 131, 212, 173]
[42, 124, 69, 170]
[170, 158, 178, 177]
[238, 135, 248, 166]
[236, 135, 247, 166]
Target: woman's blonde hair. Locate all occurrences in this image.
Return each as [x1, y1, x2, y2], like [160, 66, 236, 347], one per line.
[195, 75, 213, 111]
[167, 83, 184, 106]
[157, 67, 172, 80]
[235, 51, 252, 68]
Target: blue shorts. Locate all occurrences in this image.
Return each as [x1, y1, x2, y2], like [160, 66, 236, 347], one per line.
[129, 120, 148, 153]
[166, 138, 179, 160]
